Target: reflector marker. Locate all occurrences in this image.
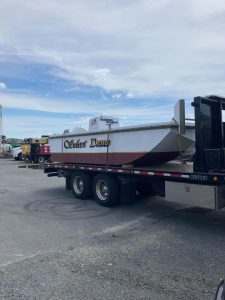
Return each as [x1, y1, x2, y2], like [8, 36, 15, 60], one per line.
[147, 172, 154, 175]
[181, 174, 189, 178]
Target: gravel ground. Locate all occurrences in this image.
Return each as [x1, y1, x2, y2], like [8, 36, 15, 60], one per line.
[0, 158, 225, 299]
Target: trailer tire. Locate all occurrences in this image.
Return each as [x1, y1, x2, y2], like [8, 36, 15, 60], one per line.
[37, 156, 45, 164]
[93, 174, 120, 207]
[71, 171, 92, 200]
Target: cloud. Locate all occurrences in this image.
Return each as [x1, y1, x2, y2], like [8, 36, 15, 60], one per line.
[0, 0, 225, 96]
[2, 91, 188, 138]
[4, 105, 176, 137]
[126, 92, 134, 98]
[0, 82, 7, 89]
[4, 115, 90, 138]
[112, 93, 122, 99]
[0, 91, 175, 120]
[0, 0, 223, 137]
[189, 0, 225, 18]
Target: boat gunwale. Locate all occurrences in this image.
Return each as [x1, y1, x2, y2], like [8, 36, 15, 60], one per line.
[49, 122, 194, 140]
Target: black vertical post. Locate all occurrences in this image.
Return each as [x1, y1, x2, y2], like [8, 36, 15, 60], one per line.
[193, 95, 225, 172]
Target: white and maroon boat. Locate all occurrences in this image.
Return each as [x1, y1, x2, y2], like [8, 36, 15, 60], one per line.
[49, 100, 195, 166]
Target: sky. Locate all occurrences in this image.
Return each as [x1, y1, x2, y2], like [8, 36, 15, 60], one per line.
[0, 0, 225, 138]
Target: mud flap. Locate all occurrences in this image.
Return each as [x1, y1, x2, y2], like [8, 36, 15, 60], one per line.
[119, 177, 136, 204]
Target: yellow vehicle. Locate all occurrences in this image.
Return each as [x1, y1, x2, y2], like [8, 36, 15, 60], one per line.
[22, 144, 31, 156]
[31, 138, 48, 144]
[22, 138, 48, 156]
[22, 137, 50, 163]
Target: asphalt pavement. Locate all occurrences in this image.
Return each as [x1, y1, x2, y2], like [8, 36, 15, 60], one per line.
[0, 158, 225, 299]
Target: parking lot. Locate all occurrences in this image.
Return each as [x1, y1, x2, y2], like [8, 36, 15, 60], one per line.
[0, 158, 225, 299]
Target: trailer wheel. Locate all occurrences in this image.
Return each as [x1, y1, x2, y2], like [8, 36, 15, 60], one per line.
[37, 156, 45, 164]
[93, 174, 120, 207]
[71, 171, 92, 200]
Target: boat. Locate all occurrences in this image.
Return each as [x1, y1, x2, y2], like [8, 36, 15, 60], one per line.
[49, 100, 195, 166]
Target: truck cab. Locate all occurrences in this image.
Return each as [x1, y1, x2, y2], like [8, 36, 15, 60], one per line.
[22, 137, 51, 163]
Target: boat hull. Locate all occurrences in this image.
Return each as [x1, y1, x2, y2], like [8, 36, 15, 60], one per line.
[49, 125, 195, 166]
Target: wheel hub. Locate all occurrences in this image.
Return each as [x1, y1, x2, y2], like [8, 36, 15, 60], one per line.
[73, 176, 84, 194]
[96, 180, 109, 201]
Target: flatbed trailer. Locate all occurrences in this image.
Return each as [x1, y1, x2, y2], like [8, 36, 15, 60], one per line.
[24, 95, 225, 209]
[42, 160, 225, 209]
